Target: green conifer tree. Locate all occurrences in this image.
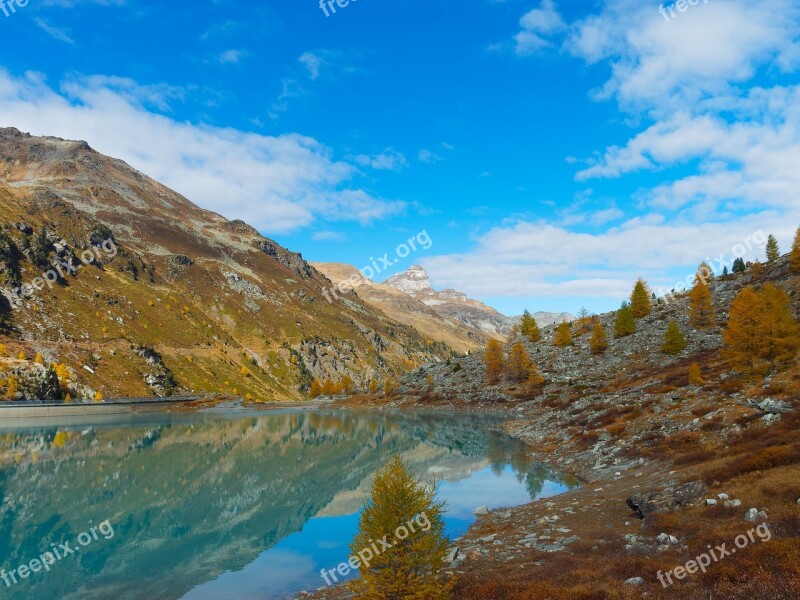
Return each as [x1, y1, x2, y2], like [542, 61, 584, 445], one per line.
[765, 234, 780, 262]
[614, 303, 636, 338]
[349, 456, 454, 599]
[519, 310, 541, 343]
[662, 321, 687, 355]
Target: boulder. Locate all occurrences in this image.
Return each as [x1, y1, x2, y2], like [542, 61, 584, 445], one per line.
[626, 481, 708, 519]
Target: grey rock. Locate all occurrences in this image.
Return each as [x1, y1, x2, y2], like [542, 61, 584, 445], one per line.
[473, 505, 489, 516]
[625, 577, 645, 585]
[626, 480, 708, 519]
[562, 536, 580, 545]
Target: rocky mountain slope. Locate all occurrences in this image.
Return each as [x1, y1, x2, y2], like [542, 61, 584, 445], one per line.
[311, 262, 490, 353]
[0, 128, 452, 401]
[402, 254, 799, 406]
[323, 253, 800, 600]
[383, 265, 573, 339]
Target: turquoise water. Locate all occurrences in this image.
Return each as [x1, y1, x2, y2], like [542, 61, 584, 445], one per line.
[0, 409, 577, 599]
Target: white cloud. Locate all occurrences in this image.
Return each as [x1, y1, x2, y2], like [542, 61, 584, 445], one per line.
[34, 18, 75, 45]
[218, 49, 246, 64]
[299, 52, 323, 80]
[565, 0, 800, 217]
[422, 214, 794, 301]
[418, 148, 443, 163]
[566, 0, 800, 111]
[312, 231, 348, 242]
[433, 0, 800, 310]
[0, 69, 406, 233]
[514, 0, 566, 55]
[352, 148, 408, 172]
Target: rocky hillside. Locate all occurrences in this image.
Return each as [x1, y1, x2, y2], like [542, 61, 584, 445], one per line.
[0, 128, 452, 401]
[383, 265, 573, 339]
[329, 252, 800, 600]
[515, 310, 574, 328]
[311, 262, 490, 354]
[402, 254, 799, 406]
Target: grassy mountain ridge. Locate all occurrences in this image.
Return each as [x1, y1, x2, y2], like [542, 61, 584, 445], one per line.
[0, 127, 452, 401]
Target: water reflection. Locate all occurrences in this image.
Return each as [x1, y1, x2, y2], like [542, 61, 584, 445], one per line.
[0, 410, 577, 599]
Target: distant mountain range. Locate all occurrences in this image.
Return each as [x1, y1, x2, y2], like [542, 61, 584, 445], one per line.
[314, 263, 575, 351]
[384, 265, 574, 333]
[311, 263, 491, 353]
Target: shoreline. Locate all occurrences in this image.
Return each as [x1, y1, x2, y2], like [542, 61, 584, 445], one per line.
[300, 388, 798, 599]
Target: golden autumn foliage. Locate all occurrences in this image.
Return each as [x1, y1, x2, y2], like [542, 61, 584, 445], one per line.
[723, 285, 800, 377]
[629, 278, 652, 318]
[55, 363, 70, 381]
[426, 374, 435, 391]
[17, 351, 27, 361]
[5, 376, 18, 400]
[322, 378, 337, 396]
[508, 342, 532, 382]
[688, 363, 704, 386]
[309, 379, 322, 398]
[553, 322, 573, 347]
[0, 343, 6, 356]
[483, 339, 505, 384]
[526, 363, 544, 389]
[589, 321, 608, 354]
[369, 379, 378, 394]
[791, 226, 800, 272]
[349, 456, 454, 600]
[688, 279, 715, 329]
[93, 391, 104, 402]
[750, 260, 765, 279]
[695, 262, 715, 285]
[340, 375, 355, 394]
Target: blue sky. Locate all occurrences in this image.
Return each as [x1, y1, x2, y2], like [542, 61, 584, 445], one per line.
[2, 0, 800, 315]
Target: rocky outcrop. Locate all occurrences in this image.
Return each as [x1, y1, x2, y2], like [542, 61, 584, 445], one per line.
[384, 266, 516, 338]
[626, 481, 708, 519]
